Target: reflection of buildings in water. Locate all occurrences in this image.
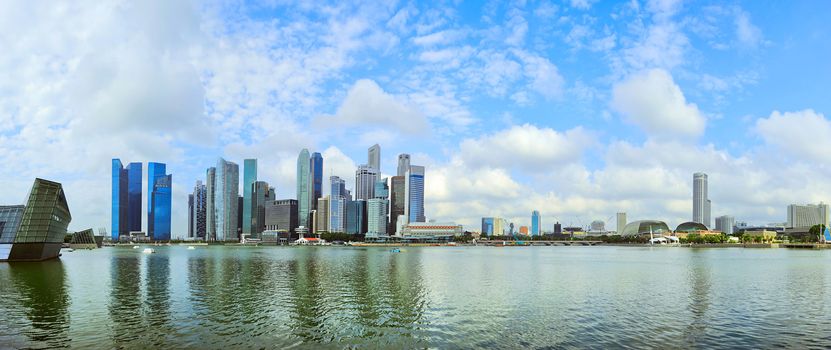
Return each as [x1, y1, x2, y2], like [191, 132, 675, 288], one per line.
[287, 248, 327, 341]
[145, 254, 171, 345]
[385, 251, 426, 329]
[7, 260, 70, 347]
[683, 251, 712, 345]
[109, 254, 143, 346]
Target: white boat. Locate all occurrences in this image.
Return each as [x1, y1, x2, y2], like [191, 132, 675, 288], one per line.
[132, 246, 140, 249]
[187, 246, 196, 250]
[142, 248, 155, 254]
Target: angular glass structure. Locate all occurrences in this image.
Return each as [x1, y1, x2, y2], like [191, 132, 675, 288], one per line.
[243, 159, 257, 235]
[1, 178, 72, 261]
[310, 152, 323, 211]
[148, 163, 172, 241]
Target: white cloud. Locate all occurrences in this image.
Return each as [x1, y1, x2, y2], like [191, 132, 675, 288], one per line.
[756, 110, 831, 162]
[570, 0, 596, 10]
[611, 69, 706, 138]
[315, 79, 430, 135]
[735, 10, 762, 47]
[459, 124, 591, 172]
[516, 52, 566, 99]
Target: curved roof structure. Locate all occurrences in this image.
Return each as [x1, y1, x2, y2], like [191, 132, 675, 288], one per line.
[621, 220, 671, 236]
[675, 221, 709, 232]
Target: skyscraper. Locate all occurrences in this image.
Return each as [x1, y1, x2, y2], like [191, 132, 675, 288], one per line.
[148, 163, 172, 241]
[389, 175, 406, 234]
[405, 165, 425, 223]
[215, 158, 239, 241]
[367, 178, 389, 237]
[310, 152, 323, 210]
[316, 196, 330, 233]
[345, 200, 367, 235]
[190, 180, 207, 239]
[397, 154, 411, 177]
[787, 203, 830, 228]
[368, 144, 381, 172]
[252, 181, 275, 236]
[242, 159, 257, 235]
[111, 159, 142, 241]
[264, 199, 298, 233]
[188, 194, 194, 238]
[296, 149, 311, 229]
[531, 210, 541, 236]
[355, 165, 378, 200]
[329, 176, 347, 233]
[693, 172, 710, 228]
[206, 167, 216, 241]
[481, 217, 495, 236]
[616, 212, 627, 234]
[715, 215, 735, 235]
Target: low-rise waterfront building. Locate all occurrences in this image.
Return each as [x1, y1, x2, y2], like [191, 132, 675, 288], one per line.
[0, 179, 72, 262]
[620, 220, 671, 237]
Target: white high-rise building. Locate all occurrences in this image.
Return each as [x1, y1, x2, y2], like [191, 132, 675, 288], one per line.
[367, 199, 388, 237]
[355, 165, 378, 201]
[397, 154, 411, 177]
[368, 144, 381, 172]
[715, 215, 735, 235]
[693, 173, 711, 228]
[616, 212, 627, 234]
[787, 203, 829, 228]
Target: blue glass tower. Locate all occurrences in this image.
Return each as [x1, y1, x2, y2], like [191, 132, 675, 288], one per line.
[481, 217, 495, 236]
[148, 162, 172, 241]
[531, 210, 541, 236]
[405, 165, 425, 223]
[243, 159, 257, 235]
[310, 152, 323, 210]
[112, 159, 142, 241]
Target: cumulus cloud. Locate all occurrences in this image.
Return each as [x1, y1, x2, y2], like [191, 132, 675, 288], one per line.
[315, 79, 430, 135]
[611, 69, 706, 138]
[755, 110, 831, 162]
[459, 124, 591, 172]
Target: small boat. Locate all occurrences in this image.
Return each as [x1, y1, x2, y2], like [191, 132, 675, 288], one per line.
[187, 246, 196, 250]
[142, 248, 155, 254]
[390, 248, 402, 253]
[132, 245, 140, 249]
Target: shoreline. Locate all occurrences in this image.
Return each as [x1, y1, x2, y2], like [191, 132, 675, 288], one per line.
[101, 242, 831, 249]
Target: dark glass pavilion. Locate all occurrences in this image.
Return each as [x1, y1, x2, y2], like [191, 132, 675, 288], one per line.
[0, 178, 72, 261]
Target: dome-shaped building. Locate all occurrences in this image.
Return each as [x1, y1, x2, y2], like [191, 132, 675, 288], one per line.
[620, 220, 671, 236]
[675, 221, 708, 233]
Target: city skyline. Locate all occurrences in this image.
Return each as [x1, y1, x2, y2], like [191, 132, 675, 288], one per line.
[3, 1, 831, 237]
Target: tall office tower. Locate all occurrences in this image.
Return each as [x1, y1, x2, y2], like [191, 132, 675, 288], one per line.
[252, 181, 275, 236]
[316, 196, 330, 233]
[355, 165, 378, 200]
[345, 200, 367, 235]
[715, 215, 735, 235]
[692, 172, 710, 228]
[329, 176, 347, 233]
[111, 160, 142, 241]
[148, 163, 172, 241]
[242, 159, 257, 235]
[389, 176, 406, 234]
[206, 167, 216, 240]
[705, 199, 711, 229]
[397, 154, 411, 177]
[404, 165, 425, 223]
[787, 203, 830, 228]
[481, 217, 495, 236]
[616, 212, 627, 234]
[554, 222, 562, 235]
[188, 194, 194, 238]
[310, 152, 323, 210]
[368, 144, 381, 172]
[374, 178, 389, 199]
[237, 196, 243, 235]
[531, 210, 541, 236]
[264, 199, 298, 233]
[296, 149, 311, 229]
[367, 199, 388, 236]
[191, 181, 207, 239]
[215, 158, 239, 241]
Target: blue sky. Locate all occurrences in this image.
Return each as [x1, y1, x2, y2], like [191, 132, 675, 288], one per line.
[2, 0, 831, 236]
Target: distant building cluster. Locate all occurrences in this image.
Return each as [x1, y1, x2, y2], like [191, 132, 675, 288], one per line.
[175, 144, 455, 243]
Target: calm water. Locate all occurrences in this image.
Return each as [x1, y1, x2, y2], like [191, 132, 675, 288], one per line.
[2, 246, 831, 349]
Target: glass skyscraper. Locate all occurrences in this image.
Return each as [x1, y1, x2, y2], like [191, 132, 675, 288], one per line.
[389, 176, 406, 234]
[296, 149, 311, 229]
[148, 162, 172, 241]
[531, 210, 541, 236]
[243, 159, 257, 235]
[206, 167, 216, 240]
[111, 159, 142, 241]
[215, 158, 239, 241]
[329, 176, 347, 233]
[405, 165, 425, 223]
[310, 152, 323, 210]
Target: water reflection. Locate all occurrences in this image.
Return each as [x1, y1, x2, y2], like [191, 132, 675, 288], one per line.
[108, 253, 143, 346]
[145, 254, 171, 346]
[6, 260, 70, 348]
[683, 250, 712, 347]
